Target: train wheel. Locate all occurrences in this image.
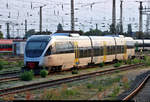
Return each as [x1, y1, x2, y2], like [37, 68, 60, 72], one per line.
[113, 59, 118, 63]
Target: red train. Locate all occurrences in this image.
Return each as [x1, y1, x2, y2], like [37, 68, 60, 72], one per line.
[0, 39, 26, 55]
[0, 39, 13, 52]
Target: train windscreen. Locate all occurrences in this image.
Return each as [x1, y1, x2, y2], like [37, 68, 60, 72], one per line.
[25, 41, 48, 58]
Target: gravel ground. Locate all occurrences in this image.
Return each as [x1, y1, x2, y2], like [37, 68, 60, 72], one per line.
[0, 65, 115, 89]
[88, 66, 150, 100]
[1, 65, 150, 100]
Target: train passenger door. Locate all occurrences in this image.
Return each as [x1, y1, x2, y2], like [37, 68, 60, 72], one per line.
[74, 41, 79, 66]
[124, 41, 127, 60]
[103, 41, 107, 62]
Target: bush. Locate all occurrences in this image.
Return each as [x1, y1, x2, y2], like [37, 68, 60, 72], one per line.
[125, 59, 132, 65]
[114, 62, 121, 67]
[72, 70, 78, 74]
[131, 58, 141, 64]
[99, 62, 104, 67]
[20, 70, 34, 81]
[40, 69, 48, 78]
[144, 56, 150, 66]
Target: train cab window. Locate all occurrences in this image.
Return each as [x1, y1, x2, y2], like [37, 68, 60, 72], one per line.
[45, 46, 52, 56]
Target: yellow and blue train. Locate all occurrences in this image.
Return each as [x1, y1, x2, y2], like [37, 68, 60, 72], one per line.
[23, 32, 135, 74]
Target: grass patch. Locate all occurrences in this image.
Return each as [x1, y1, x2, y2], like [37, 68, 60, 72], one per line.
[17, 61, 24, 67]
[143, 56, 150, 66]
[72, 70, 78, 74]
[41, 86, 80, 100]
[0, 62, 3, 70]
[110, 86, 120, 98]
[114, 62, 121, 68]
[87, 83, 93, 89]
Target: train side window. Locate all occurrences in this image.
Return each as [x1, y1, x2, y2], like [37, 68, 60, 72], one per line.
[84, 48, 88, 57]
[100, 47, 103, 56]
[116, 46, 119, 53]
[79, 48, 83, 58]
[119, 46, 122, 53]
[113, 46, 116, 54]
[87, 47, 91, 57]
[109, 46, 112, 55]
[68, 42, 74, 53]
[122, 46, 124, 53]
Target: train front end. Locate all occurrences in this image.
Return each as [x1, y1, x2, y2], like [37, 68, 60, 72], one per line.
[22, 35, 51, 74]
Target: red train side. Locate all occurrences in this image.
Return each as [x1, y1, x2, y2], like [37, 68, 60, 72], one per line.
[0, 39, 13, 52]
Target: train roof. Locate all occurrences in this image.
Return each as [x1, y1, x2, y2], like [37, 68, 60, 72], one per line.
[0, 39, 13, 44]
[28, 35, 51, 42]
[27, 33, 134, 42]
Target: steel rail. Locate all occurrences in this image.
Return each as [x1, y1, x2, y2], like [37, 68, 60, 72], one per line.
[0, 63, 144, 97]
[123, 74, 150, 100]
[0, 70, 21, 76]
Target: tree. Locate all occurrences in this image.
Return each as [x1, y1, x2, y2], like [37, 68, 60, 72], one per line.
[79, 30, 84, 35]
[0, 31, 3, 39]
[84, 29, 102, 36]
[24, 29, 36, 39]
[35, 31, 52, 35]
[57, 23, 63, 31]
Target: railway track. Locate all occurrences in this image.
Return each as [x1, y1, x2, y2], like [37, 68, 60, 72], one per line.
[0, 70, 21, 76]
[0, 70, 21, 83]
[0, 57, 23, 62]
[0, 63, 144, 97]
[123, 74, 150, 102]
[0, 62, 113, 83]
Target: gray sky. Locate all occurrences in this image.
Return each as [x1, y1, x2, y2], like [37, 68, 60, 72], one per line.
[0, 0, 149, 38]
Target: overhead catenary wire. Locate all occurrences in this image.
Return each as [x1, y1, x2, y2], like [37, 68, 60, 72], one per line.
[0, 0, 148, 38]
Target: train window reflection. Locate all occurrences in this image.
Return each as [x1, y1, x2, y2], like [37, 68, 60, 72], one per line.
[26, 42, 48, 50]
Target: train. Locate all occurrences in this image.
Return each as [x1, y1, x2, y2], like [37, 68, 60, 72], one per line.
[22, 32, 135, 74]
[134, 39, 150, 51]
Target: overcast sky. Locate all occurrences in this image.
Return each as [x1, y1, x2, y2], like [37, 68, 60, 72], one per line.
[0, 0, 149, 38]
